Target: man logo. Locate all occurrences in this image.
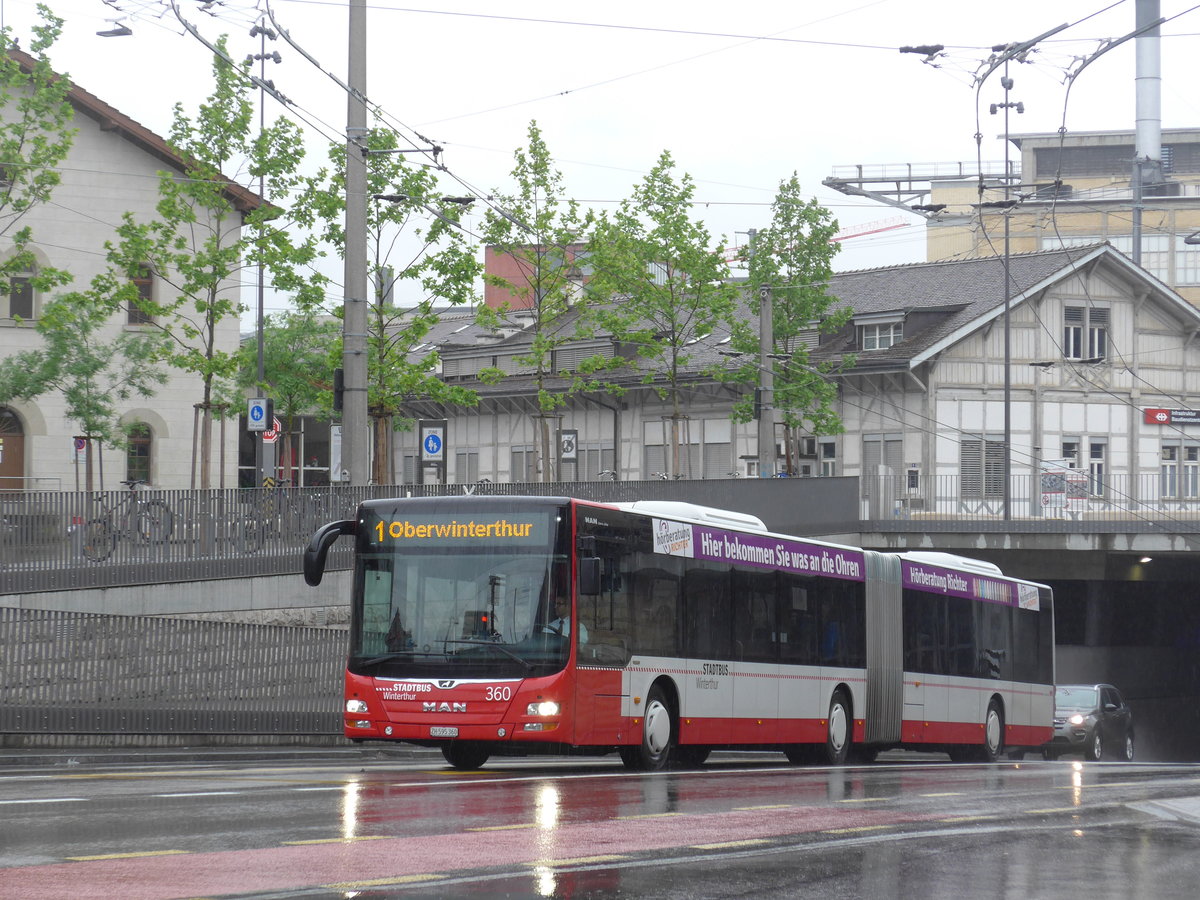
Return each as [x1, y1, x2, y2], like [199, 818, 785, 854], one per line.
[423, 702, 467, 713]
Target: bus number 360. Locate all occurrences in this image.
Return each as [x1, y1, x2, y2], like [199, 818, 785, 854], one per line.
[485, 686, 512, 701]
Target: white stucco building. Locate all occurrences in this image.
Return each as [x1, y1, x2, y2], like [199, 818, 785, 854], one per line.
[0, 49, 257, 491]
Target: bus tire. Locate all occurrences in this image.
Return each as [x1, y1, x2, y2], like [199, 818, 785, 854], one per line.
[441, 742, 490, 770]
[823, 689, 852, 765]
[621, 683, 674, 771]
[983, 699, 1005, 762]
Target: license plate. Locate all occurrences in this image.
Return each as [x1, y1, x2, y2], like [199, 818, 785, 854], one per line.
[429, 726, 458, 738]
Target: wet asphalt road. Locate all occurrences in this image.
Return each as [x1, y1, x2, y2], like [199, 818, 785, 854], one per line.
[2, 749, 1200, 898]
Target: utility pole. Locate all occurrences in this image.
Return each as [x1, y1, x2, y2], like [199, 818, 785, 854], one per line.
[751, 228, 776, 478]
[342, 0, 369, 485]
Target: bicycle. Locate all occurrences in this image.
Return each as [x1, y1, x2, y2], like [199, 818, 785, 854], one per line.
[81, 479, 175, 562]
[234, 480, 331, 554]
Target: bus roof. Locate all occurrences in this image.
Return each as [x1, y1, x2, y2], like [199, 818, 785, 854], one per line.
[611, 500, 767, 532]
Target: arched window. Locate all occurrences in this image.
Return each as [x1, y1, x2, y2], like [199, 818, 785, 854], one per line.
[128, 266, 153, 325]
[126, 422, 152, 483]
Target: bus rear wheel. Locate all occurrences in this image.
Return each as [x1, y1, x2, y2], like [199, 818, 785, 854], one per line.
[824, 689, 852, 765]
[620, 684, 674, 771]
[441, 742, 490, 770]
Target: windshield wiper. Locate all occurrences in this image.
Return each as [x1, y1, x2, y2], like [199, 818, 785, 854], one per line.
[442, 640, 533, 672]
[357, 651, 434, 667]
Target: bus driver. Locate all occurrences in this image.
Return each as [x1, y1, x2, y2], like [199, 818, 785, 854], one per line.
[543, 596, 588, 644]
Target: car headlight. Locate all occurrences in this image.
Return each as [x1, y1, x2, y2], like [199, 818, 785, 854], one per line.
[1068, 713, 1085, 726]
[346, 699, 369, 714]
[526, 701, 560, 716]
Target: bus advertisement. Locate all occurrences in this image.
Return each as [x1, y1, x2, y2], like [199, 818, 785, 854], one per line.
[303, 495, 1054, 770]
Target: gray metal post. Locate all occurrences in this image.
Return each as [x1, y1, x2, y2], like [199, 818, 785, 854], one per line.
[342, 0, 370, 485]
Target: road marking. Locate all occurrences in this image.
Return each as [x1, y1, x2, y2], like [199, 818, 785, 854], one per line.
[530, 855, 628, 867]
[824, 825, 894, 834]
[0, 797, 87, 805]
[1026, 807, 1080, 814]
[942, 815, 997, 823]
[283, 836, 389, 845]
[326, 875, 444, 888]
[67, 850, 188, 861]
[615, 812, 682, 819]
[467, 823, 539, 831]
[734, 804, 793, 810]
[293, 786, 343, 792]
[155, 791, 243, 798]
[921, 792, 964, 797]
[692, 839, 771, 850]
[837, 796, 888, 803]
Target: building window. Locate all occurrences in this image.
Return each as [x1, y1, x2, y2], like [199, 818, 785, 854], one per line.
[820, 440, 837, 477]
[5, 274, 34, 320]
[860, 321, 902, 351]
[566, 444, 615, 481]
[961, 435, 1005, 498]
[1162, 443, 1200, 499]
[861, 433, 902, 497]
[128, 267, 153, 325]
[1063, 306, 1107, 360]
[1088, 440, 1106, 498]
[126, 423, 151, 483]
[511, 446, 537, 482]
[454, 449, 480, 483]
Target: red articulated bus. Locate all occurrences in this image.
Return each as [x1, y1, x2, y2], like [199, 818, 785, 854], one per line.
[304, 495, 1054, 770]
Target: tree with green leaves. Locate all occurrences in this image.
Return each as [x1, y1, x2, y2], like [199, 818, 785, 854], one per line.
[590, 150, 738, 478]
[101, 38, 319, 489]
[294, 124, 480, 485]
[220, 309, 340, 483]
[0, 290, 167, 490]
[483, 121, 624, 482]
[0, 7, 76, 311]
[723, 175, 850, 474]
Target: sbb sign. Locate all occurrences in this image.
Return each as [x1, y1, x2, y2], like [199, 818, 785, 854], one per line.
[1144, 408, 1200, 425]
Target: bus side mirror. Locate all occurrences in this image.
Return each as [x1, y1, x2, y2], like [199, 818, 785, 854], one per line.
[303, 519, 357, 586]
[578, 557, 601, 596]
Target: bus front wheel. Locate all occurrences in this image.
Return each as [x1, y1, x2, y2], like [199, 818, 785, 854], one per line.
[824, 689, 852, 765]
[621, 684, 674, 771]
[441, 742, 490, 770]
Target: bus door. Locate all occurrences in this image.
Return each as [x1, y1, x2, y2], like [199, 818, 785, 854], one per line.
[682, 565, 734, 746]
[902, 590, 948, 743]
[732, 570, 780, 743]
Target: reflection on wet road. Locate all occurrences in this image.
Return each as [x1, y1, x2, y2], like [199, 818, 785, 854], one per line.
[3, 754, 1200, 898]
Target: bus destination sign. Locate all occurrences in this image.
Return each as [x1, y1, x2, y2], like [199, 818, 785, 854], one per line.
[370, 513, 550, 546]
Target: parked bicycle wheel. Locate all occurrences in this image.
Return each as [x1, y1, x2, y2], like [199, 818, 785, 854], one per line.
[81, 518, 116, 562]
[234, 515, 266, 554]
[136, 500, 174, 543]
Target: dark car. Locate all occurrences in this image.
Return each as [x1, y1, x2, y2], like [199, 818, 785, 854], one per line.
[1043, 683, 1134, 761]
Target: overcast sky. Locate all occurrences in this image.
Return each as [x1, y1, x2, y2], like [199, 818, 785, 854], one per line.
[8, 0, 1200, 314]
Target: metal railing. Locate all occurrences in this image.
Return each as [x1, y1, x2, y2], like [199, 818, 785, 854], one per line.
[863, 472, 1200, 530]
[3, 474, 1199, 596]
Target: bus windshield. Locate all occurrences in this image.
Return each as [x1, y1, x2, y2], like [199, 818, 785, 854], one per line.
[350, 504, 570, 679]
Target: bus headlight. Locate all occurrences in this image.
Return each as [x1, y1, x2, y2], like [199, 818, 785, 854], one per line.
[346, 699, 369, 714]
[527, 701, 560, 717]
